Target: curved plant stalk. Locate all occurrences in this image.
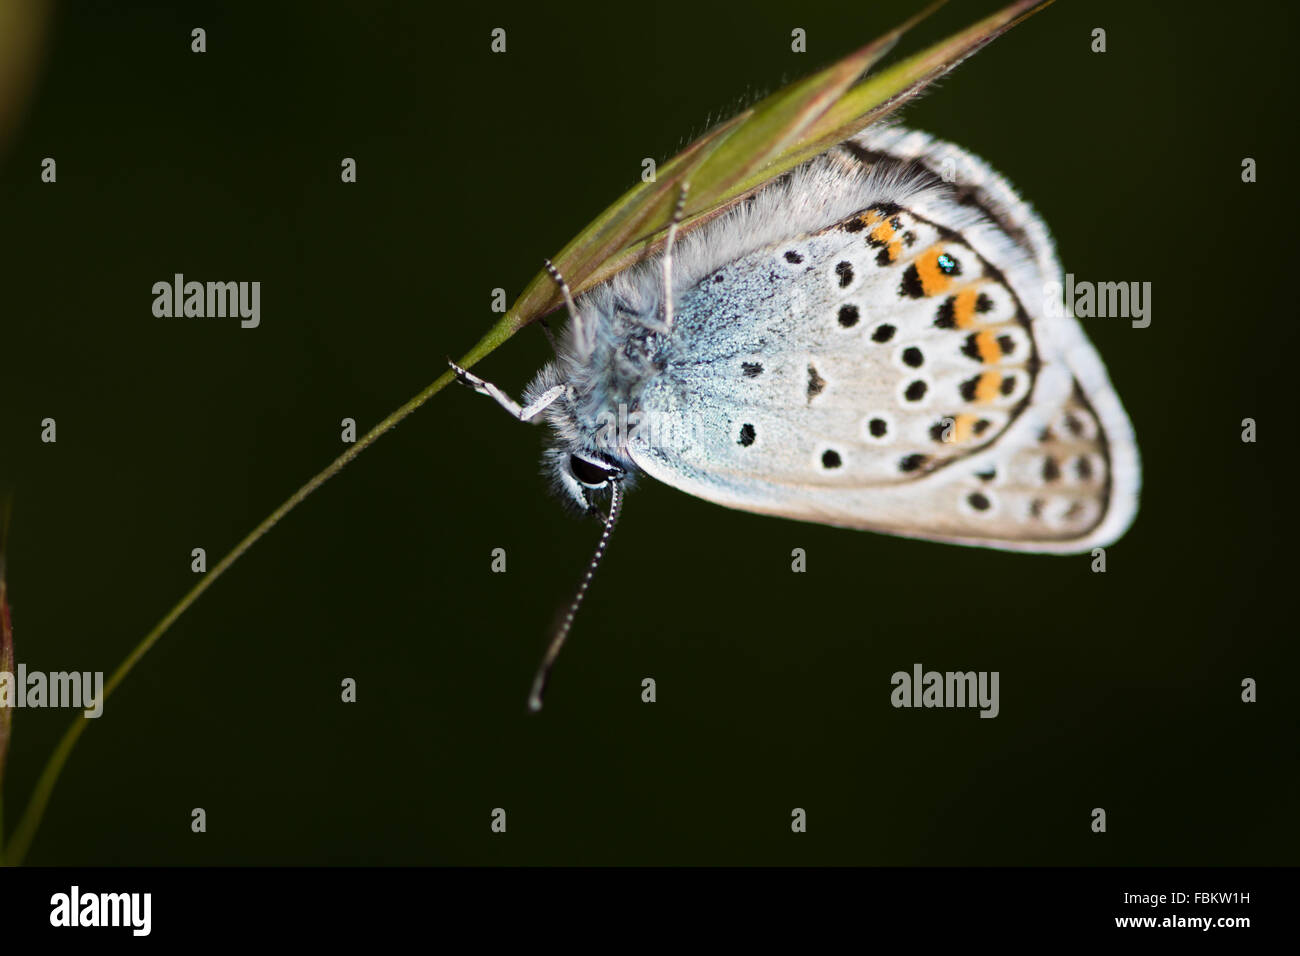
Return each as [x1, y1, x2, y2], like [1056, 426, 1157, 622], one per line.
[2, 0, 1051, 865]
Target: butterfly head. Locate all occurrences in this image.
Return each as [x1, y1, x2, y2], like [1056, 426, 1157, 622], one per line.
[553, 447, 627, 514]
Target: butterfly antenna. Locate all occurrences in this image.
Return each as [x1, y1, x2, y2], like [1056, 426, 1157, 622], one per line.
[543, 258, 582, 342]
[527, 480, 624, 713]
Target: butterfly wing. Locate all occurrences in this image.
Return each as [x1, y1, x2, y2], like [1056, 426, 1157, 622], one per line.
[625, 128, 1139, 553]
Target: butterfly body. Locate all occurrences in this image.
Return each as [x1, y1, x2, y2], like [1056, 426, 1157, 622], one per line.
[520, 125, 1139, 553]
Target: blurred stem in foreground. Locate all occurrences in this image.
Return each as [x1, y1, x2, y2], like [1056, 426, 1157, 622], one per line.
[1, 496, 15, 865]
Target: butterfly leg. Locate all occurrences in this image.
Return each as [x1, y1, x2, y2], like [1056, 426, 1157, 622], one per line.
[447, 359, 565, 422]
[633, 181, 690, 335]
[660, 180, 689, 332]
[537, 318, 558, 355]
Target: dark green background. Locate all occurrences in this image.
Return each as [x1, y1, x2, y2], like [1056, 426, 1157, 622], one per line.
[1, 0, 1293, 864]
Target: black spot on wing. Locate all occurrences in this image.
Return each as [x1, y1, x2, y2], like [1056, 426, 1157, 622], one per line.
[935, 297, 956, 329]
[899, 264, 924, 298]
[807, 364, 826, 401]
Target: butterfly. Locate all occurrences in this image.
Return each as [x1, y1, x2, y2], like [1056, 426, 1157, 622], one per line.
[451, 123, 1140, 708]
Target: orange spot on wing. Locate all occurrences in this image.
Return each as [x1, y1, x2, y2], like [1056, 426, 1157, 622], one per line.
[867, 215, 904, 262]
[915, 247, 955, 297]
[974, 372, 1002, 403]
[953, 287, 980, 328]
[974, 330, 1001, 364]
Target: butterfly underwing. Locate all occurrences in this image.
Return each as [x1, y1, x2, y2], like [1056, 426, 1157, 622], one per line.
[512, 124, 1139, 553]
[451, 124, 1140, 705]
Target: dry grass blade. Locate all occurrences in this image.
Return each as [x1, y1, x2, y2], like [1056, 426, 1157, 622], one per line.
[496, 0, 1050, 343]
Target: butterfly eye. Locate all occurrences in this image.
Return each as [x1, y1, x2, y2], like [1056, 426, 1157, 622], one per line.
[569, 454, 620, 488]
